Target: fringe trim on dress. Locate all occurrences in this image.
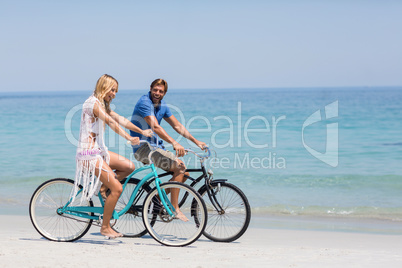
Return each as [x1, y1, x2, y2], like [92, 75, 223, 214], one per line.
[70, 95, 110, 204]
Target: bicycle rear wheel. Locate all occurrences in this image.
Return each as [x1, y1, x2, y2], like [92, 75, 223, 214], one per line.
[29, 178, 93, 242]
[198, 181, 251, 242]
[112, 178, 152, 237]
[142, 182, 207, 247]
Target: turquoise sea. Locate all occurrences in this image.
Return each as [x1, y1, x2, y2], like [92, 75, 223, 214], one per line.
[1, 87, 401, 233]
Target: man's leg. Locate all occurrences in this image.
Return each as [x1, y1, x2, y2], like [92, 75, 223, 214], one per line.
[150, 149, 190, 221]
[167, 160, 189, 221]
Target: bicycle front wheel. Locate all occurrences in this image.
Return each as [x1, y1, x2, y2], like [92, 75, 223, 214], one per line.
[112, 178, 152, 237]
[142, 182, 207, 247]
[199, 181, 251, 242]
[29, 178, 93, 242]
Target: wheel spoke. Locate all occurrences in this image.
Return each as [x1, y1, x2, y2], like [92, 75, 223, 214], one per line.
[29, 179, 93, 242]
[112, 178, 150, 237]
[142, 182, 207, 247]
[201, 182, 251, 242]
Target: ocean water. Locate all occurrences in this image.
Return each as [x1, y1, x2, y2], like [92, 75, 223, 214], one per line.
[1, 87, 401, 233]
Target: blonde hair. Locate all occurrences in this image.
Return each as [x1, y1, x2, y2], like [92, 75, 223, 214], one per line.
[93, 74, 118, 114]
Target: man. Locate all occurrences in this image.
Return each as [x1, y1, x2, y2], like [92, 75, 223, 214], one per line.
[130, 78, 207, 221]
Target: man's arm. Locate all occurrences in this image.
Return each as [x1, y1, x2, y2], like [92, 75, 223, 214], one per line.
[144, 115, 187, 156]
[93, 103, 140, 145]
[165, 115, 207, 151]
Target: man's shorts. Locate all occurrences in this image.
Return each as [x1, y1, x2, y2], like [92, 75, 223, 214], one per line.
[134, 143, 176, 172]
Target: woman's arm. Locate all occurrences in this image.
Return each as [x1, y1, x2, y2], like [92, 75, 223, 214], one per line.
[93, 103, 139, 144]
[110, 110, 153, 137]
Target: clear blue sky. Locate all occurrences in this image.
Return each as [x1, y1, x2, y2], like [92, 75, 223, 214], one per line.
[1, 0, 401, 92]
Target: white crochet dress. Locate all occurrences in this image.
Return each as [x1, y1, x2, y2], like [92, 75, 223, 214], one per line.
[71, 95, 110, 203]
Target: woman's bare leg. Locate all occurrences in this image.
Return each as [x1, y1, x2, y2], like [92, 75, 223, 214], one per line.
[109, 151, 135, 180]
[95, 160, 123, 238]
[99, 151, 135, 199]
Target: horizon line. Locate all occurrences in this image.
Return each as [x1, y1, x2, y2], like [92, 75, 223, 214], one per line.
[1, 85, 402, 94]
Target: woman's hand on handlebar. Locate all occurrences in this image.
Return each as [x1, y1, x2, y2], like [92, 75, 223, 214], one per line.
[128, 136, 140, 145]
[141, 129, 154, 138]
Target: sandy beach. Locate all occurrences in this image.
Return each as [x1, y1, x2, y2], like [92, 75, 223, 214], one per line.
[0, 215, 401, 268]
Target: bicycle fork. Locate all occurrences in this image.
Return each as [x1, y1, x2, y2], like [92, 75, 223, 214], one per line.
[204, 171, 227, 215]
[154, 177, 176, 217]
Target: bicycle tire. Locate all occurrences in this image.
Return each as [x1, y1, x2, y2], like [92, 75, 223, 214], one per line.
[112, 178, 152, 237]
[29, 178, 93, 242]
[142, 182, 207, 247]
[198, 181, 251, 242]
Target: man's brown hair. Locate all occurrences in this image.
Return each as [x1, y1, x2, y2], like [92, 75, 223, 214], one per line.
[150, 78, 168, 93]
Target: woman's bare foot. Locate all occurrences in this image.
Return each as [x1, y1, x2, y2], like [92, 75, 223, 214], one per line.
[175, 210, 189, 222]
[100, 226, 123, 238]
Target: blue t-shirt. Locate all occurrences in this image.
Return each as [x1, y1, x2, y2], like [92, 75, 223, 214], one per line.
[130, 92, 172, 152]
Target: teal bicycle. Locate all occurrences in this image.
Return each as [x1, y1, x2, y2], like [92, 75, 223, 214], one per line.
[29, 142, 208, 247]
[116, 147, 251, 243]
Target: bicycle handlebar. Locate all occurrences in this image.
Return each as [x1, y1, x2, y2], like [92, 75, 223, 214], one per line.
[127, 139, 159, 164]
[128, 137, 211, 161]
[127, 139, 155, 147]
[185, 147, 211, 159]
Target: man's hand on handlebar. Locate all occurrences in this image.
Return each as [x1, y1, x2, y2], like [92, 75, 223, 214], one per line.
[173, 142, 186, 157]
[173, 140, 209, 158]
[196, 141, 208, 152]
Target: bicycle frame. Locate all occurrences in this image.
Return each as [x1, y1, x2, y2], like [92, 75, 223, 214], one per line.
[57, 163, 175, 221]
[157, 164, 227, 213]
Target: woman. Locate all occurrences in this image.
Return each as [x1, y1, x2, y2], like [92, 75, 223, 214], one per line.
[71, 74, 153, 239]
